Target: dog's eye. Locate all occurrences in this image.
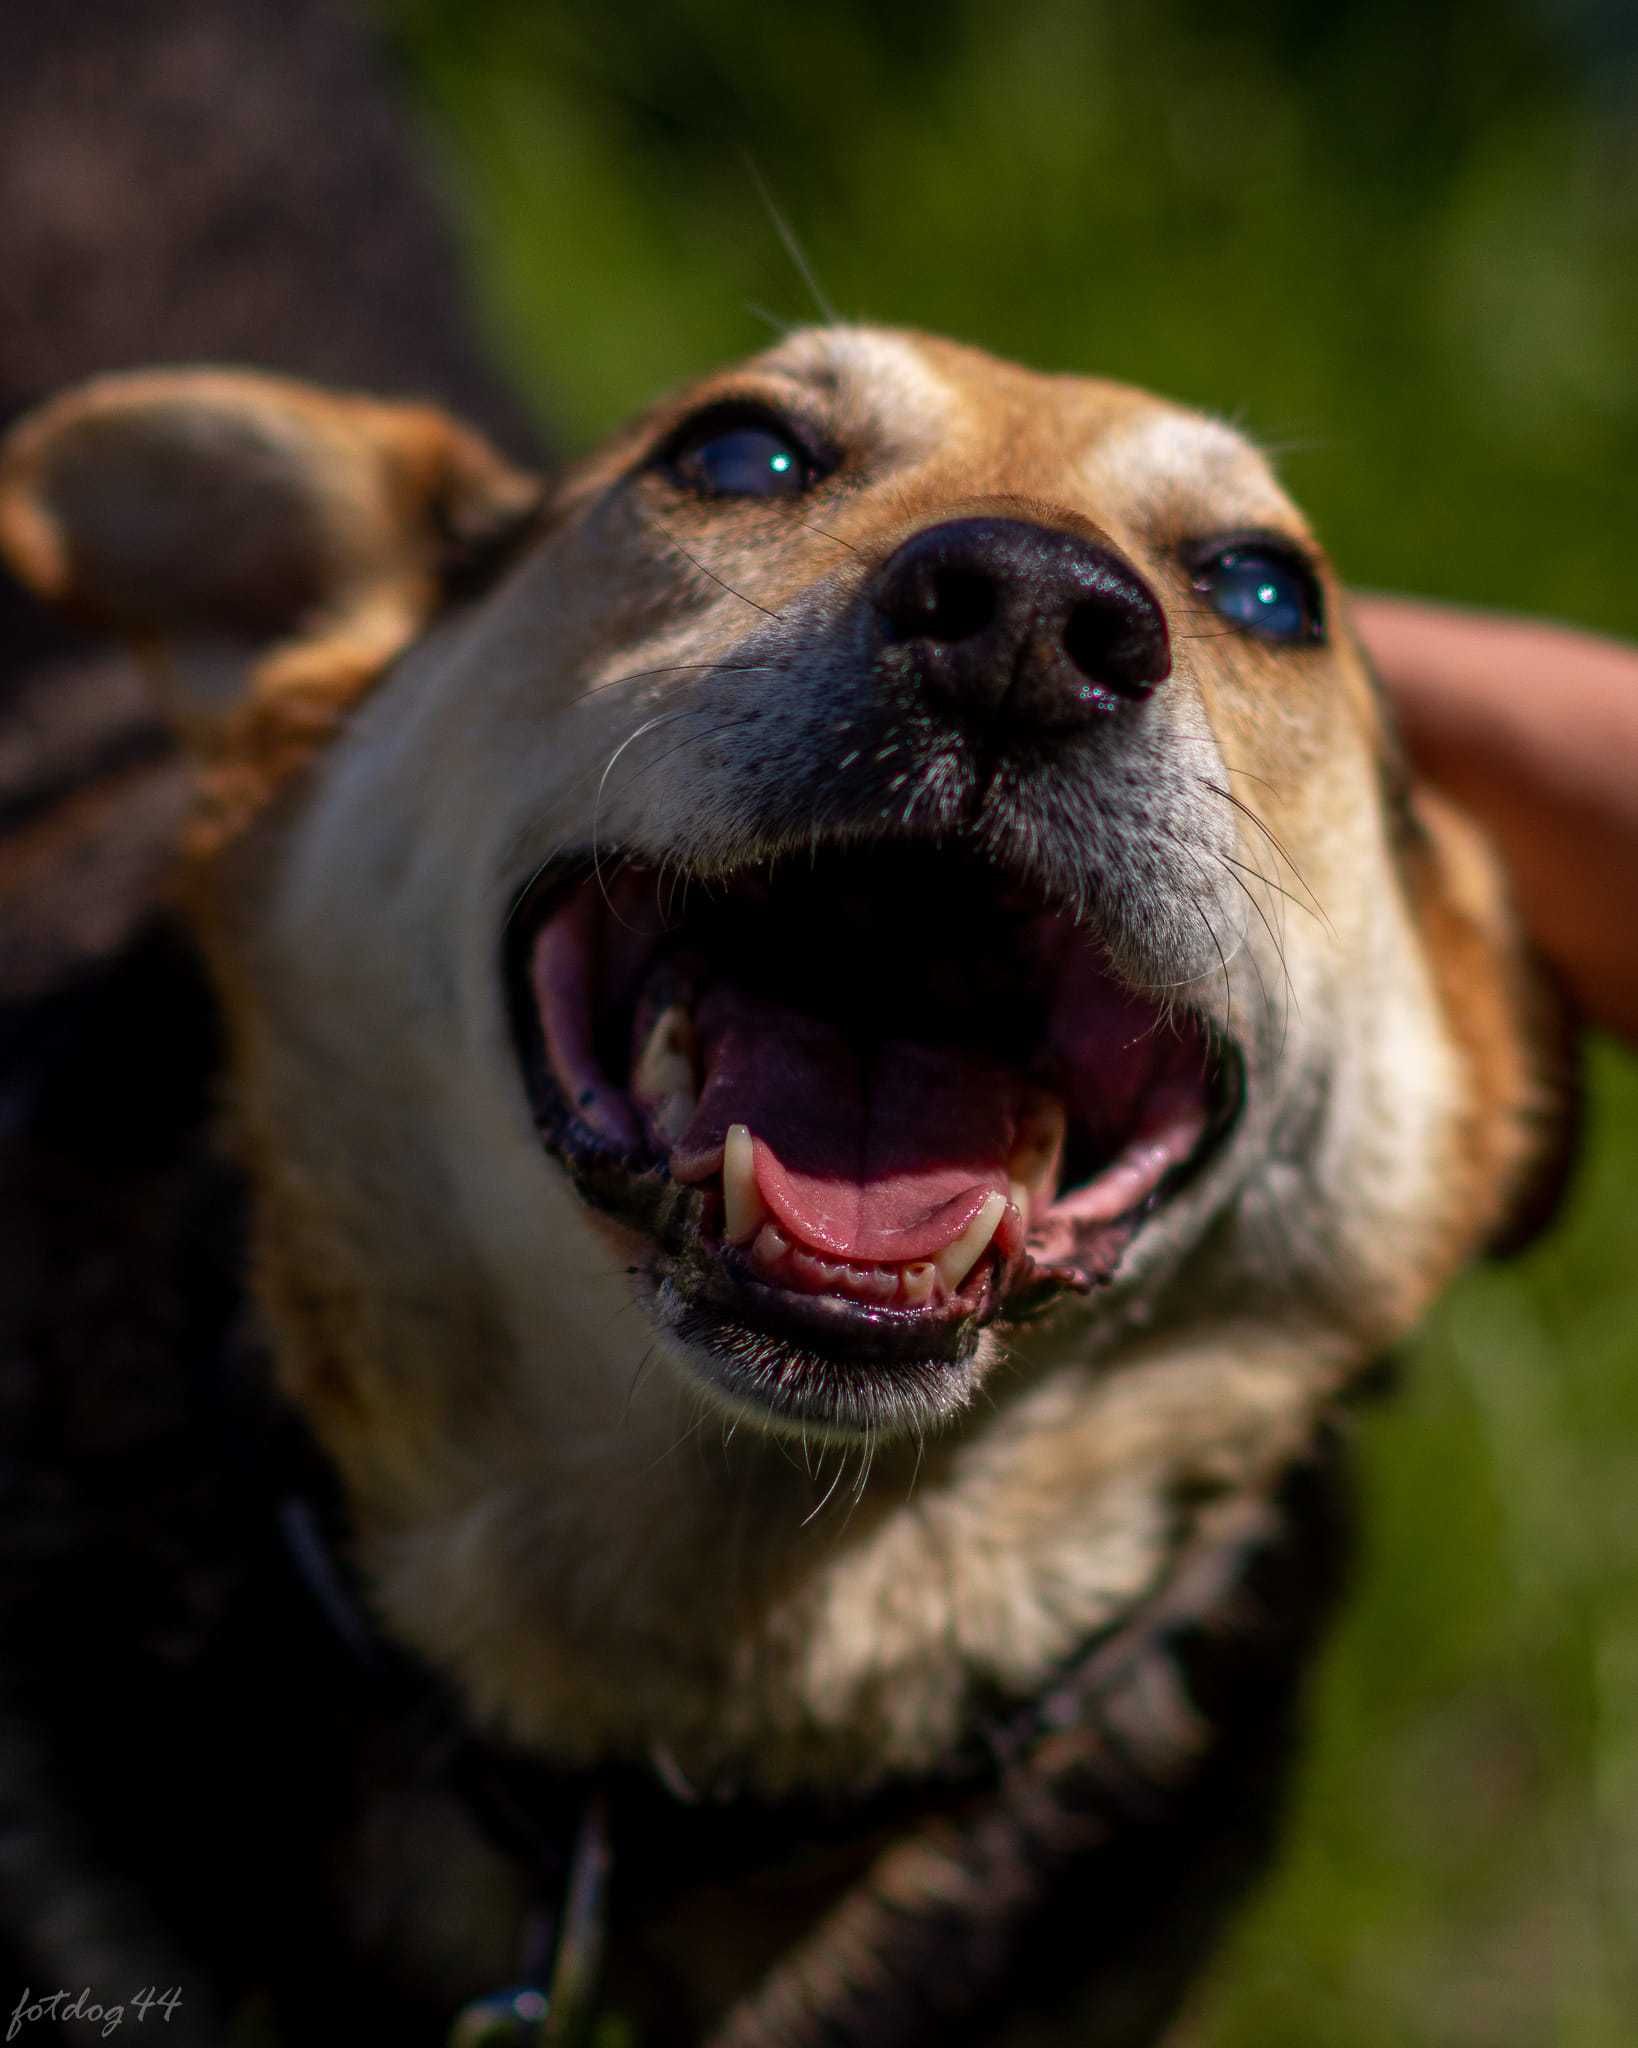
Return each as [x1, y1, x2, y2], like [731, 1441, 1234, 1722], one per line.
[661, 408, 821, 500]
[1192, 544, 1325, 645]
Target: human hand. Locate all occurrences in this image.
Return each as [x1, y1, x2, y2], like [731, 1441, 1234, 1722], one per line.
[1355, 594, 1638, 1042]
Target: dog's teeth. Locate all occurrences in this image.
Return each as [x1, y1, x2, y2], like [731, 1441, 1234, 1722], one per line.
[722, 1124, 768, 1244]
[633, 1005, 697, 1114]
[1007, 1094, 1067, 1217]
[900, 1262, 936, 1306]
[933, 1191, 1008, 1297]
[649, 1089, 697, 1144]
[752, 1221, 790, 1270]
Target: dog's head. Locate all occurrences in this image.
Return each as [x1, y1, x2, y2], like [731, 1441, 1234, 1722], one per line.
[0, 330, 1562, 1785]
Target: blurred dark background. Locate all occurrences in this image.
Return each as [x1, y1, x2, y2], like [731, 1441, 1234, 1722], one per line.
[372, 6, 1638, 2041]
[6, 2, 1636, 2040]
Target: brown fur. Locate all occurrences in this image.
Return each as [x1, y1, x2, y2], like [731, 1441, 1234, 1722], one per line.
[0, 327, 1567, 2043]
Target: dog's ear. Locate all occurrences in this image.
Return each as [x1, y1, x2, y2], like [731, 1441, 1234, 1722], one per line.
[0, 369, 541, 657]
[0, 371, 540, 820]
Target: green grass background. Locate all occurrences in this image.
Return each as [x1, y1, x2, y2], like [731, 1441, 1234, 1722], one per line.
[376, 4, 1638, 2037]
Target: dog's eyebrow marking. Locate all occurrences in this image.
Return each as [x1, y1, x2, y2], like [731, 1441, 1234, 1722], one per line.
[1087, 408, 1295, 526]
[742, 365, 844, 408]
[780, 358, 843, 398]
[765, 326, 952, 421]
[712, 363, 823, 395]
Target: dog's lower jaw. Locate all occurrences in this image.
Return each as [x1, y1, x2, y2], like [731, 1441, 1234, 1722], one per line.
[646, 1273, 992, 1443]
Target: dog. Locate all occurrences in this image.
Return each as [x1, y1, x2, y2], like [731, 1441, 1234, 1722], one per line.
[0, 328, 1566, 2045]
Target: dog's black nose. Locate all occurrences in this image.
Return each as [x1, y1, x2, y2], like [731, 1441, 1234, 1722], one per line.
[872, 517, 1170, 730]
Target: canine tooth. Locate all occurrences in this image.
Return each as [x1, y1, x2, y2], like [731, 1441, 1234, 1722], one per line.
[632, 1004, 697, 1108]
[900, 1262, 936, 1306]
[1008, 1095, 1067, 1205]
[649, 1087, 698, 1145]
[722, 1124, 768, 1243]
[933, 1191, 1008, 1297]
[752, 1221, 790, 1270]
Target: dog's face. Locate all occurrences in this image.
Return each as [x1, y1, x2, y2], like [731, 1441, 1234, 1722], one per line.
[0, 329, 1553, 1787]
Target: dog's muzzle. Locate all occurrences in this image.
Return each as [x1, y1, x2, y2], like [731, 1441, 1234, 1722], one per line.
[504, 516, 1240, 1433]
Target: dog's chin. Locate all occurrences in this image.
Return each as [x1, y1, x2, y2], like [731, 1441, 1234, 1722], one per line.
[506, 842, 1243, 1442]
[649, 1275, 994, 1439]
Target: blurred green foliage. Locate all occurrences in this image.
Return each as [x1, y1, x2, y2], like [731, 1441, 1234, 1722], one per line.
[375, 2, 1638, 2038]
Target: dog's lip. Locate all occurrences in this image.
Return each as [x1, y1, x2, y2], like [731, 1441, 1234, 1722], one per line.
[683, 1243, 999, 1367]
[504, 848, 1242, 1395]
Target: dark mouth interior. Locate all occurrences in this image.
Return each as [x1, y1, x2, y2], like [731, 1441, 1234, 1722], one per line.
[510, 845, 1239, 1360]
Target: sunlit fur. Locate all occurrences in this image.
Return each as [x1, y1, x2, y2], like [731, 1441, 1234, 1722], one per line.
[0, 328, 1552, 1810]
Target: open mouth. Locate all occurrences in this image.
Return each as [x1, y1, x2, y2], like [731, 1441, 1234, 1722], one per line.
[508, 845, 1241, 1430]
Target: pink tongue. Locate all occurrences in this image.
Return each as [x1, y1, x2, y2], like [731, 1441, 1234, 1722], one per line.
[669, 988, 1019, 1263]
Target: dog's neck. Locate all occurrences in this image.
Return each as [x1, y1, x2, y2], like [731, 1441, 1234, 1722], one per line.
[273, 1398, 1349, 2047]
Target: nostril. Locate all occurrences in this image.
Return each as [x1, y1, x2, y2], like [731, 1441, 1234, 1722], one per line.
[1063, 595, 1170, 697]
[922, 566, 995, 645]
[871, 517, 1170, 730]
[881, 559, 997, 646]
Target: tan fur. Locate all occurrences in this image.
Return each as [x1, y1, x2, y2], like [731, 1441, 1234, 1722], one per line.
[0, 328, 1556, 1823]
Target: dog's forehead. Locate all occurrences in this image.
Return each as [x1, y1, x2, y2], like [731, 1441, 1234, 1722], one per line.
[744, 324, 1300, 527]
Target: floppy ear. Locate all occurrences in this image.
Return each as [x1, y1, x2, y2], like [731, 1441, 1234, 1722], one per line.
[0, 369, 540, 833]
